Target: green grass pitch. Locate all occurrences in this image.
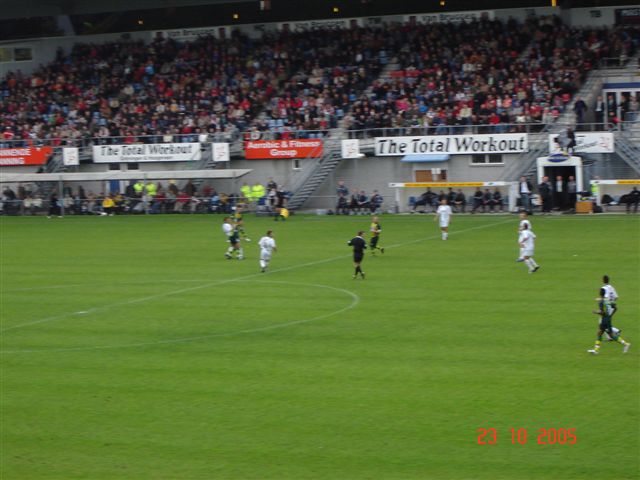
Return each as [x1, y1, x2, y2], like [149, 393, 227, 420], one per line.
[1, 213, 639, 480]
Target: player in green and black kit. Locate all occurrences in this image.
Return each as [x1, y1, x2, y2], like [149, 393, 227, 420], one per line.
[588, 288, 630, 355]
[233, 205, 251, 242]
[369, 216, 385, 255]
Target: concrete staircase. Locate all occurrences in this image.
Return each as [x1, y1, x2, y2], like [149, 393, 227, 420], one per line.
[286, 139, 342, 211]
[498, 124, 557, 181]
[35, 149, 69, 198]
[614, 132, 640, 175]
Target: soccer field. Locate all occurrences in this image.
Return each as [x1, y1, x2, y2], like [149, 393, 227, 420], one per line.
[1, 213, 639, 480]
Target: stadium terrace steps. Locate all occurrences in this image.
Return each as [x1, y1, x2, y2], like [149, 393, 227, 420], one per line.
[286, 146, 343, 211]
[35, 150, 69, 199]
[614, 135, 640, 175]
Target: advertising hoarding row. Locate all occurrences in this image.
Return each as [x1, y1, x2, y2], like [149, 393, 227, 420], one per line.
[244, 140, 323, 159]
[0, 132, 620, 166]
[375, 134, 528, 156]
[92, 143, 202, 163]
[0, 147, 52, 166]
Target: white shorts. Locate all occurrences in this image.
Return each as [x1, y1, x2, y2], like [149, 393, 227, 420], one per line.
[439, 221, 449, 228]
[260, 251, 272, 262]
[522, 248, 534, 257]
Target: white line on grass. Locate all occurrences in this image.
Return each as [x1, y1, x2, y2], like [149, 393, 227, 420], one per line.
[1, 218, 510, 352]
[1, 281, 359, 354]
[2, 279, 214, 293]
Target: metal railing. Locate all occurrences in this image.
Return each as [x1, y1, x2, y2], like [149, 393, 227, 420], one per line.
[0, 132, 238, 150]
[598, 56, 637, 69]
[286, 140, 335, 194]
[345, 123, 549, 139]
[2, 121, 638, 165]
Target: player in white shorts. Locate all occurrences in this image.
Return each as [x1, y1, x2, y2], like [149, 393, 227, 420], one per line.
[518, 223, 539, 274]
[435, 198, 453, 240]
[604, 326, 622, 341]
[516, 211, 532, 262]
[258, 230, 277, 273]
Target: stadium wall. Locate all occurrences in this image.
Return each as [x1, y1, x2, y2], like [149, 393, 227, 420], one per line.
[230, 154, 522, 211]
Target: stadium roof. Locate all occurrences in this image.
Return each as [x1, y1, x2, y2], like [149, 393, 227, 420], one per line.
[2, 0, 638, 20]
[0, 0, 247, 19]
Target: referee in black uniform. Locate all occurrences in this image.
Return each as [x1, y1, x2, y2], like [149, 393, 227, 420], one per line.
[348, 230, 367, 279]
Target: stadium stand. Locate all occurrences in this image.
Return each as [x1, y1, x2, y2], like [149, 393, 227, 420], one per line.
[1, 12, 638, 215]
[345, 17, 638, 136]
[2, 16, 637, 149]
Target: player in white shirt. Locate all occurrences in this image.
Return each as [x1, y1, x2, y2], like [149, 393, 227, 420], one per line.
[601, 275, 619, 316]
[516, 211, 532, 262]
[258, 230, 277, 273]
[588, 288, 630, 354]
[222, 217, 243, 260]
[434, 198, 453, 240]
[518, 223, 539, 273]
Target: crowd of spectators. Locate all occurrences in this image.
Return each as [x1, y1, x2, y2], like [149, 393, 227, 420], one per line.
[1, 17, 638, 149]
[344, 17, 639, 135]
[0, 27, 384, 147]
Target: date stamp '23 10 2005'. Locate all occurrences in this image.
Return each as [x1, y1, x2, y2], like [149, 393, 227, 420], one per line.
[477, 427, 577, 445]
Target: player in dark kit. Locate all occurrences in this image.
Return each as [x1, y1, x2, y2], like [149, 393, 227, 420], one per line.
[233, 205, 251, 242]
[348, 230, 367, 279]
[587, 289, 630, 355]
[369, 216, 385, 255]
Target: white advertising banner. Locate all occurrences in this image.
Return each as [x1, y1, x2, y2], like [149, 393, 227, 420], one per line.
[151, 26, 230, 41]
[341, 139, 361, 159]
[62, 147, 79, 166]
[212, 143, 230, 162]
[278, 18, 362, 32]
[548, 132, 614, 154]
[92, 143, 202, 163]
[375, 134, 528, 156]
[404, 10, 495, 24]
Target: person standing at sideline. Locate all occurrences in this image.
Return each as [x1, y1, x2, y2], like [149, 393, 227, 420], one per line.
[538, 176, 553, 214]
[222, 217, 243, 260]
[258, 230, 277, 273]
[518, 176, 533, 214]
[369, 216, 385, 255]
[518, 223, 539, 274]
[348, 230, 367, 279]
[554, 175, 565, 211]
[567, 176, 577, 210]
[435, 198, 452, 240]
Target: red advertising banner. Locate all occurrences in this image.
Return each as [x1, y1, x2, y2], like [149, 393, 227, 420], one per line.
[244, 139, 323, 159]
[0, 147, 53, 166]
